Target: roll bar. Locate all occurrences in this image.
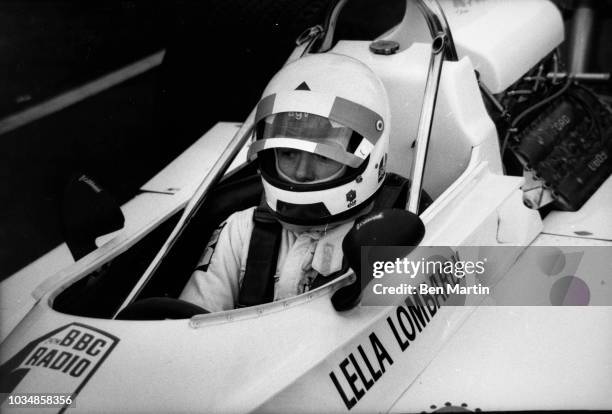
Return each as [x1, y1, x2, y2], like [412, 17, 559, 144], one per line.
[314, 0, 457, 60]
[114, 113, 257, 317]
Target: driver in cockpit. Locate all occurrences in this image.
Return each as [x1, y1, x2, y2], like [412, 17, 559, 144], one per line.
[180, 53, 397, 312]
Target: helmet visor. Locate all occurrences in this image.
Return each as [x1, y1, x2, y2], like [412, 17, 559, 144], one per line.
[267, 113, 353, 183]
[262, 112, 352, 142]
[248, 112, 363, 169]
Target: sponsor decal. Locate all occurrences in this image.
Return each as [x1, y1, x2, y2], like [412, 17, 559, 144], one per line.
[329, 333, 393, 410]
[452, 0, 486, 15]
[1, 323, 119, 413]
[346, 189, 357, 208]
[77, 175, 102, 193]
[328, 249, 465, 410]
[377, 154, 387, 183]
[328, 286, 452, 410]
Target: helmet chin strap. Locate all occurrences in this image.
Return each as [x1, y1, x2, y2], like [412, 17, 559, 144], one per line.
[275, 155, 347, 185]
[277, 201, 374, 233]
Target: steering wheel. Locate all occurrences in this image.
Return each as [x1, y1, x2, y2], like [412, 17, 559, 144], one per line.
[116, 297, 209, 320]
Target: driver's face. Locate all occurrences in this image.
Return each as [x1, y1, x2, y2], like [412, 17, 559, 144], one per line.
[276, 149, 343, 183]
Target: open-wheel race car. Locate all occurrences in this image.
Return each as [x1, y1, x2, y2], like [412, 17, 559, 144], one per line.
[1, 0, 611, 412]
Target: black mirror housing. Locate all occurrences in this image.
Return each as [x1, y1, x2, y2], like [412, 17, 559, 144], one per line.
[61, 174, 125, 261]
[332, 208, 425, 311]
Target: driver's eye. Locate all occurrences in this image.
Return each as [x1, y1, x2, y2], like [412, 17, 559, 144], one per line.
[313, 154, 331, 163]
[278, 149, 300, 159]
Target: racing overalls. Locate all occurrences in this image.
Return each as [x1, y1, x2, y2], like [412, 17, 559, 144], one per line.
[179, 206, 351, 312]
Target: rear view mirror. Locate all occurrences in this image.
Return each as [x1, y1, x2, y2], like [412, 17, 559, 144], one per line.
[332, 209, 425, 311]
[61, 174, 124, 261]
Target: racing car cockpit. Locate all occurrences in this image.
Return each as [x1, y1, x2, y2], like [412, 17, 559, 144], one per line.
[112, 47, 436, 318]
[52, 0, 466, 321]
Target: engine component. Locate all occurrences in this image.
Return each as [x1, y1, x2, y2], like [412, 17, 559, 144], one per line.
[513, 99, 579, 168]
[553, 129, 612, 210]
[511, 86, 612, 211]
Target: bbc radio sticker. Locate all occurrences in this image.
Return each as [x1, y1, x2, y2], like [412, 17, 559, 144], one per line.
[1, 323, 119, 413]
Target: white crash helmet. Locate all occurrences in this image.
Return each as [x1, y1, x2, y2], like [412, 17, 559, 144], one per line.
[247, 53, 390, 226]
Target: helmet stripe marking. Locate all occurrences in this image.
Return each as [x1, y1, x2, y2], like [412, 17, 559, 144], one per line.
[255, 94, 276, 124]
[255, 92, 384, 151]
[329, 97, 383, 145]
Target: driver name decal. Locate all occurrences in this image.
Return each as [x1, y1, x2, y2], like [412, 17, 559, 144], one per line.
[329, 333, 393, 410]
[328, 271, 460, 410]
[1, 323, 119, 413]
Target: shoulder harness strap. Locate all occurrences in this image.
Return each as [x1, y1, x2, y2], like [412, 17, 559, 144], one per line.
[237, 202, 282, 308]
[372, 172, 410, 212]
